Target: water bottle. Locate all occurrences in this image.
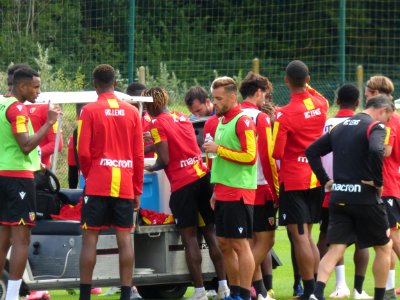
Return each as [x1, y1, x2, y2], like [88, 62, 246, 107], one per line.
[204, 133, 217, 159]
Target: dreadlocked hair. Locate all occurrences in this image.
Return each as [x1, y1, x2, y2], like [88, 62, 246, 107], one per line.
[142, 87, 169, 115]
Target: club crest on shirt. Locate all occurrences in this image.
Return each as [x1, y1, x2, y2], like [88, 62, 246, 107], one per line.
[29, 212, 36, 222]
[268, 217, 275, 226]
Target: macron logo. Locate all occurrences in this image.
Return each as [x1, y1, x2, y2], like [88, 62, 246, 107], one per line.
[244, 119, 250, 127]
[238, 227, 243, 234]
[17, 105, 24, 112]
[19, 191, 26, 200]
[388, 199, 394, 206]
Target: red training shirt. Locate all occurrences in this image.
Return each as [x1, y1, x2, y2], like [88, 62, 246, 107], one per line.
[77, 92, 144, 199]
[149, 111, 208, 192]
[272, 85, 329, 191]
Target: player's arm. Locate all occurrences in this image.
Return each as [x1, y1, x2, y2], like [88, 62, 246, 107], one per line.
[305, 133, 332, 186]
[77, 108, 92, 178]
[145, 125, 169, 172]
[132, 110, 144, 197]
[10, 102, 61, 155]
[257, 114, 279, 197]
[272, 112, 288, 159]
[216, 115, 257, 165]
[368, 124, 386, 187]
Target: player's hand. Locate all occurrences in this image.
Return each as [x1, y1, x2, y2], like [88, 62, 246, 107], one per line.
[324, 179, 334, 192]
[47, 101, 63, 125]
[361, 180, 383, 198]
[143, 131, 153, 143]
[210, 193, 216, 210]
[134, 195, 140, 211]
[203, 141, 218, 154]
[144, 165, 153, 172]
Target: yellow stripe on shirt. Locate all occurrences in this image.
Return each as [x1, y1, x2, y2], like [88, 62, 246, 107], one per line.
[385, 127, 391, 145]
[217, 129, 256, 163]
[310, 172, 318, 189]
[77, 120, 83, 151]
[107, 99, 119, 108]
[150, 128, 161, 144]
[110, 167, 121, 197]
[16, 116, 28, 133]
[303, 98, 315, 110]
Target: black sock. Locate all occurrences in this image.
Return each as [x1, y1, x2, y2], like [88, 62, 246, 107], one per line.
[294, 274, 302, 286]
[354, 275, 365, 294]
[263, 274, 273, 290]
[314, 281, 326, 299]
[252, 279, 267, 297]
[239, 287, 251, 300]
[303, 279, 316, 298]
[230, 285, 241, 297]
[79, 284, 92, 300]
[375, 288, 386, 300]
[120, 286, 131, 300]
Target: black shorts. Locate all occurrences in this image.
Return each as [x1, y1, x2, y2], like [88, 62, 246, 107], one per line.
[327, 203, 390, 249]
[253, 200, 277, 232]
[0, 176, 36, 226]
[382, 196, 400, 229]
[169, 174, 214, 228]
[215, 199, 253, 239]
[278, 184, 323, 226]
[319, 207, 329, 234]
[81, 195, 134, 231]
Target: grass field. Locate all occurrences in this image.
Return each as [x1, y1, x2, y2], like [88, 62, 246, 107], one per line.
[40, 226, 398, 300]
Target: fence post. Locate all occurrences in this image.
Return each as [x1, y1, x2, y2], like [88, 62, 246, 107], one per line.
[128, 0, 135, 83]
[339, 0, 346, 84]
[252, 58, 260, 74]
[357, 65, 364, 106]
[138, 66, 146, 84]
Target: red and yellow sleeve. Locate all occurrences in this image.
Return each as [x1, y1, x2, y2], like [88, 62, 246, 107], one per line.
[272, 112, 288, 160]
[217, 116, 257, 165]
[132, 110, 144, 196]
[7, 103, 29, 134]
[385, 125, 395, 146]
[77, 108, 92, 178]
[150, 121, 167, 144]
[257, 114, 279, 198]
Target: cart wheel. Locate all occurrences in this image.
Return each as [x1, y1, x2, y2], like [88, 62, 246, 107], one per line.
[137, 284, 187, 299]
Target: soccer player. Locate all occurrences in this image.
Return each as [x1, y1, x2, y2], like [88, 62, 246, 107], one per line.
[240, 72, 279, 300]
[144, 87, 228, 300]
[306, 95, 394, 300]
[203, 76, 257, 300]
[0, 67, 61, 300]
[272, 60, 329, 299]
[185, 86, 216, 118]
[364, 76, 400, 300]
[77, 64, 144, 300]
[316, 83, 372, 299]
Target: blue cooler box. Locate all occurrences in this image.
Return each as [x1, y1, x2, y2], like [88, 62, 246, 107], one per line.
[141, 173, 161, 211]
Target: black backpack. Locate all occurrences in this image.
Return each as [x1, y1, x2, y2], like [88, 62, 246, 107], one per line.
[34, 168, 62, 219]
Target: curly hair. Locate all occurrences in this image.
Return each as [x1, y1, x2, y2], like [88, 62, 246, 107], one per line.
[142, 87, 169, 116]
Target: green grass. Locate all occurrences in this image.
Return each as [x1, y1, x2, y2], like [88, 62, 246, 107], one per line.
[44, 226, 398, 299]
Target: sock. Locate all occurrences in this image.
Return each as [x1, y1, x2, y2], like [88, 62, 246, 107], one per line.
[120, 286, 131, 300]
[335, 264, 347, 288]
[303, 279, 316, 298]
[354, 275, 365, 294]
[239, 287, 251, 300]
[194, 287, 206, 295]
[252, 279, 267, 297]
[263, 274, 273, 290]
[314, 281, 326, 300]
[386, 270, 395, 290]
[230, 285, 241, 297]
[79, 283, 92, 300]
[5, 279, 22, 300]
[294, 274, 302, 286]
[219, 279, 228, 287]
[375, 288, 386, 300]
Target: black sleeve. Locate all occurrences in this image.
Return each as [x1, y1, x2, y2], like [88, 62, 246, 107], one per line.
[305, 133, 332, 186]
[368, 123, 386, 187]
